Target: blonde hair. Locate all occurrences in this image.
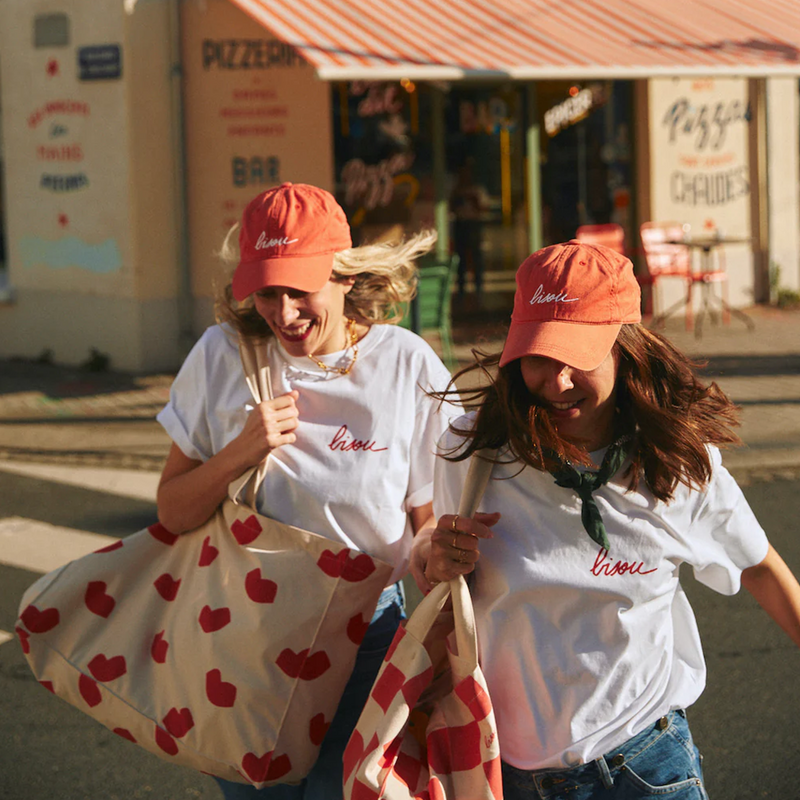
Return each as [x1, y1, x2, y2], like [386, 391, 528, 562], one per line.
[214, 225, 437, 339]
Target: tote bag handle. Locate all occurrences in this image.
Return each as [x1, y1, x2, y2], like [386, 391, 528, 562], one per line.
[407, 449, 495, 656]
[227, 337, 275, 507]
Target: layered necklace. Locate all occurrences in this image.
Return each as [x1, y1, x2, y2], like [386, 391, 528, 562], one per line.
[306, 317, 359, 376]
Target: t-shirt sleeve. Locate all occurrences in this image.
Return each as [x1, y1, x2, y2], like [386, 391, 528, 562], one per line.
[405, 352, 460, 511]
[156, 330, 215, 462]
[688, 447, 770, 595]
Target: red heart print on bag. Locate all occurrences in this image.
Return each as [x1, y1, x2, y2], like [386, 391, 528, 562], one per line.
[245, 568, 277, 603]
[154, 573, 181, 601]
[88, 653, 127, 682]
[39, 680, 55, 694]
[241, 751, 292, 783]
[155, 725, 179, 756]
[309, 713, 330, 746]
[163, 707, 194, 738]
[151, 631, 168, 664]
[341, 553, 376, 582]
[206, 668, 237, 707]
[316, 549, 375, 582]
[94, 540, 123, 554]
[198, 535, 219, 567]
[113, 728, 137, 743]
[231, 515, 262, 545]
[347, 613, 370, 645]
[199, 605, 231, 633]
[20, 604, 60, 634]
[148, 522, 179, 546]
[317, 548, 347, 577]
[276, 648, 331, 680]
[79, 674, 102, 707]
[15, 626, 30, 654]
[85, 581, 116, 618]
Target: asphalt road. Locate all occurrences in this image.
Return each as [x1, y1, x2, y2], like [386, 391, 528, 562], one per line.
[1, 467, 799, 800]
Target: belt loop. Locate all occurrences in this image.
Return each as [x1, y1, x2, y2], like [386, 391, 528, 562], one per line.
[595, 757, 614, 789]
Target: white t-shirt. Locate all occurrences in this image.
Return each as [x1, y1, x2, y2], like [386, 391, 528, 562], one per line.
[434, 414, 769, 770]
[158, 323, 454, 585]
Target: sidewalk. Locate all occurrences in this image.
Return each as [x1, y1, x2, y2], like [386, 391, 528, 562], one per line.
[1, 302, 799, 483]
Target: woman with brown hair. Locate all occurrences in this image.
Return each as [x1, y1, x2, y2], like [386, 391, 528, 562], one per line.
[411, 240, 800, 800]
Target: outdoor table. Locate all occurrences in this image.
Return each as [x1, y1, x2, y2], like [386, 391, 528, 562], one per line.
[667, 235, 756, 336]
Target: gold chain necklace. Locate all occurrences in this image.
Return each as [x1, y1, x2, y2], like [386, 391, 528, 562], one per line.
[307, 318, 359, 376]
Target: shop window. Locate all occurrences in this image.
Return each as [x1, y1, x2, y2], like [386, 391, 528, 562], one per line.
[540, 81, 633, 247]
[332, 80, 433, 245]
[34, 13, 70, 48]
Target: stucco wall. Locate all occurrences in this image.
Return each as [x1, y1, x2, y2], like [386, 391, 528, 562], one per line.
[180, 0, 334, 333]
[767, 78, 800, 294]
[0, 0, 180, 371]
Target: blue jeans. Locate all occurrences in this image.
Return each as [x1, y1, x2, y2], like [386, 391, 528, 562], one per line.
[502, 710, 709, 800]
[214, 583, 405, 800]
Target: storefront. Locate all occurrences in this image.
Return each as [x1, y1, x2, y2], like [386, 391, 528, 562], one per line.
[0, 0, 798, 370]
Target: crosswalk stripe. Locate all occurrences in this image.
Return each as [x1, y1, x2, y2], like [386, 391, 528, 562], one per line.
[0, 460, 159, 502]
[0, 517, 119, 575]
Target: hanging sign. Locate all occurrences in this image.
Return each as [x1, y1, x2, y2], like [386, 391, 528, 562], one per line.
[545, 88, 593, 137]
[78, 45, 122, 81]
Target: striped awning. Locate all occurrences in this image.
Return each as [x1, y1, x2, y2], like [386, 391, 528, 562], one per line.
[228, 0, 800, 80]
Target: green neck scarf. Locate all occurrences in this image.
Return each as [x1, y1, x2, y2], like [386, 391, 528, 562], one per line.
[547, 436, 632, 551]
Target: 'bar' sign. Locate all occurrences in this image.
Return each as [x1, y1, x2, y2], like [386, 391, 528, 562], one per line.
[78, 45, 122, 81]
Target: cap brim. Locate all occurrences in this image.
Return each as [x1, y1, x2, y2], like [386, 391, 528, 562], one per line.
[232, 253, 335, 301]
[499, 319, 621, 371]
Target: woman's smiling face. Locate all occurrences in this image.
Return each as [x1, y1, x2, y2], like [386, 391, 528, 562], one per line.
[253, 278, 353, 357]
[519, 350, 619, 451]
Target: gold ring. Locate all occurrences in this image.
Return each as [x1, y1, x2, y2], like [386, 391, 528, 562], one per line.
[451, 515, 459, 532]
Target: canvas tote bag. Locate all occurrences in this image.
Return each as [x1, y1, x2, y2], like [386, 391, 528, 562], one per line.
[343, 451, 503, 800]
[15, 336, 393, 788]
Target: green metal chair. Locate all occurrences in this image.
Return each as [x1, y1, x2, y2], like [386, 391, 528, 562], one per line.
[397, 254, 459, 370]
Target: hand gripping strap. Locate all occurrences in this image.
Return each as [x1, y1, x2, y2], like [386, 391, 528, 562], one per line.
[407, 450, 495, 661]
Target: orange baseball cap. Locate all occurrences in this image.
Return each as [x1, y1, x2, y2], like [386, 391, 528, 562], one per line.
[499, 240, 641, 370]
[232, 183, 352, 301]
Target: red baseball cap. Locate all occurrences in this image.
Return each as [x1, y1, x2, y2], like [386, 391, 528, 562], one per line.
[499, 240, 641, 370]
[232, 183, 352, 301]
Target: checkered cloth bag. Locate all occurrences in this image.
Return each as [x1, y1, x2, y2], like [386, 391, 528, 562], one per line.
[343, 453, 502, 800]
[15, 338, 393, 788]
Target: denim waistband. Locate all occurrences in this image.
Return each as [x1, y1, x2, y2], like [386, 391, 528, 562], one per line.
[373, 581, 405, 614]
[506, 710, 687, 797]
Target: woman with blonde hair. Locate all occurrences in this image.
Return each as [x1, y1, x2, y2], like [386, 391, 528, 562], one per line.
[412, 240, 800, 800]
[155, 183, 454, 799]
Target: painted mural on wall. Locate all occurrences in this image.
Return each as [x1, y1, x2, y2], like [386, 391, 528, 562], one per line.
[181, 0, 333, 298]
[0, 7, 129, 294]
[21, 95, 122, 274]
[650, 77, 751, 240]
[649, 77, 754, 306]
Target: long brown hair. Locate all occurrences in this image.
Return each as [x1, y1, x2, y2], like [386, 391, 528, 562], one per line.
[440, 324, 741, 502]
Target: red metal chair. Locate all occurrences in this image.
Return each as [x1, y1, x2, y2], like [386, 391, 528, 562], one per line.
[575, 223, 626, 255]
[639, 221, 697, 330]
[640, 221, 734, 334]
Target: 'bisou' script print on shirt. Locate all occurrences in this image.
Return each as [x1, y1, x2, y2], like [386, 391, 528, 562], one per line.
[590, 547, 657, 577]
[327, 425, 388, 453]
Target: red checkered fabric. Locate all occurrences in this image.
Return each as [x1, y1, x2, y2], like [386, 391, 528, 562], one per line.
[344, 576, 503, 800]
